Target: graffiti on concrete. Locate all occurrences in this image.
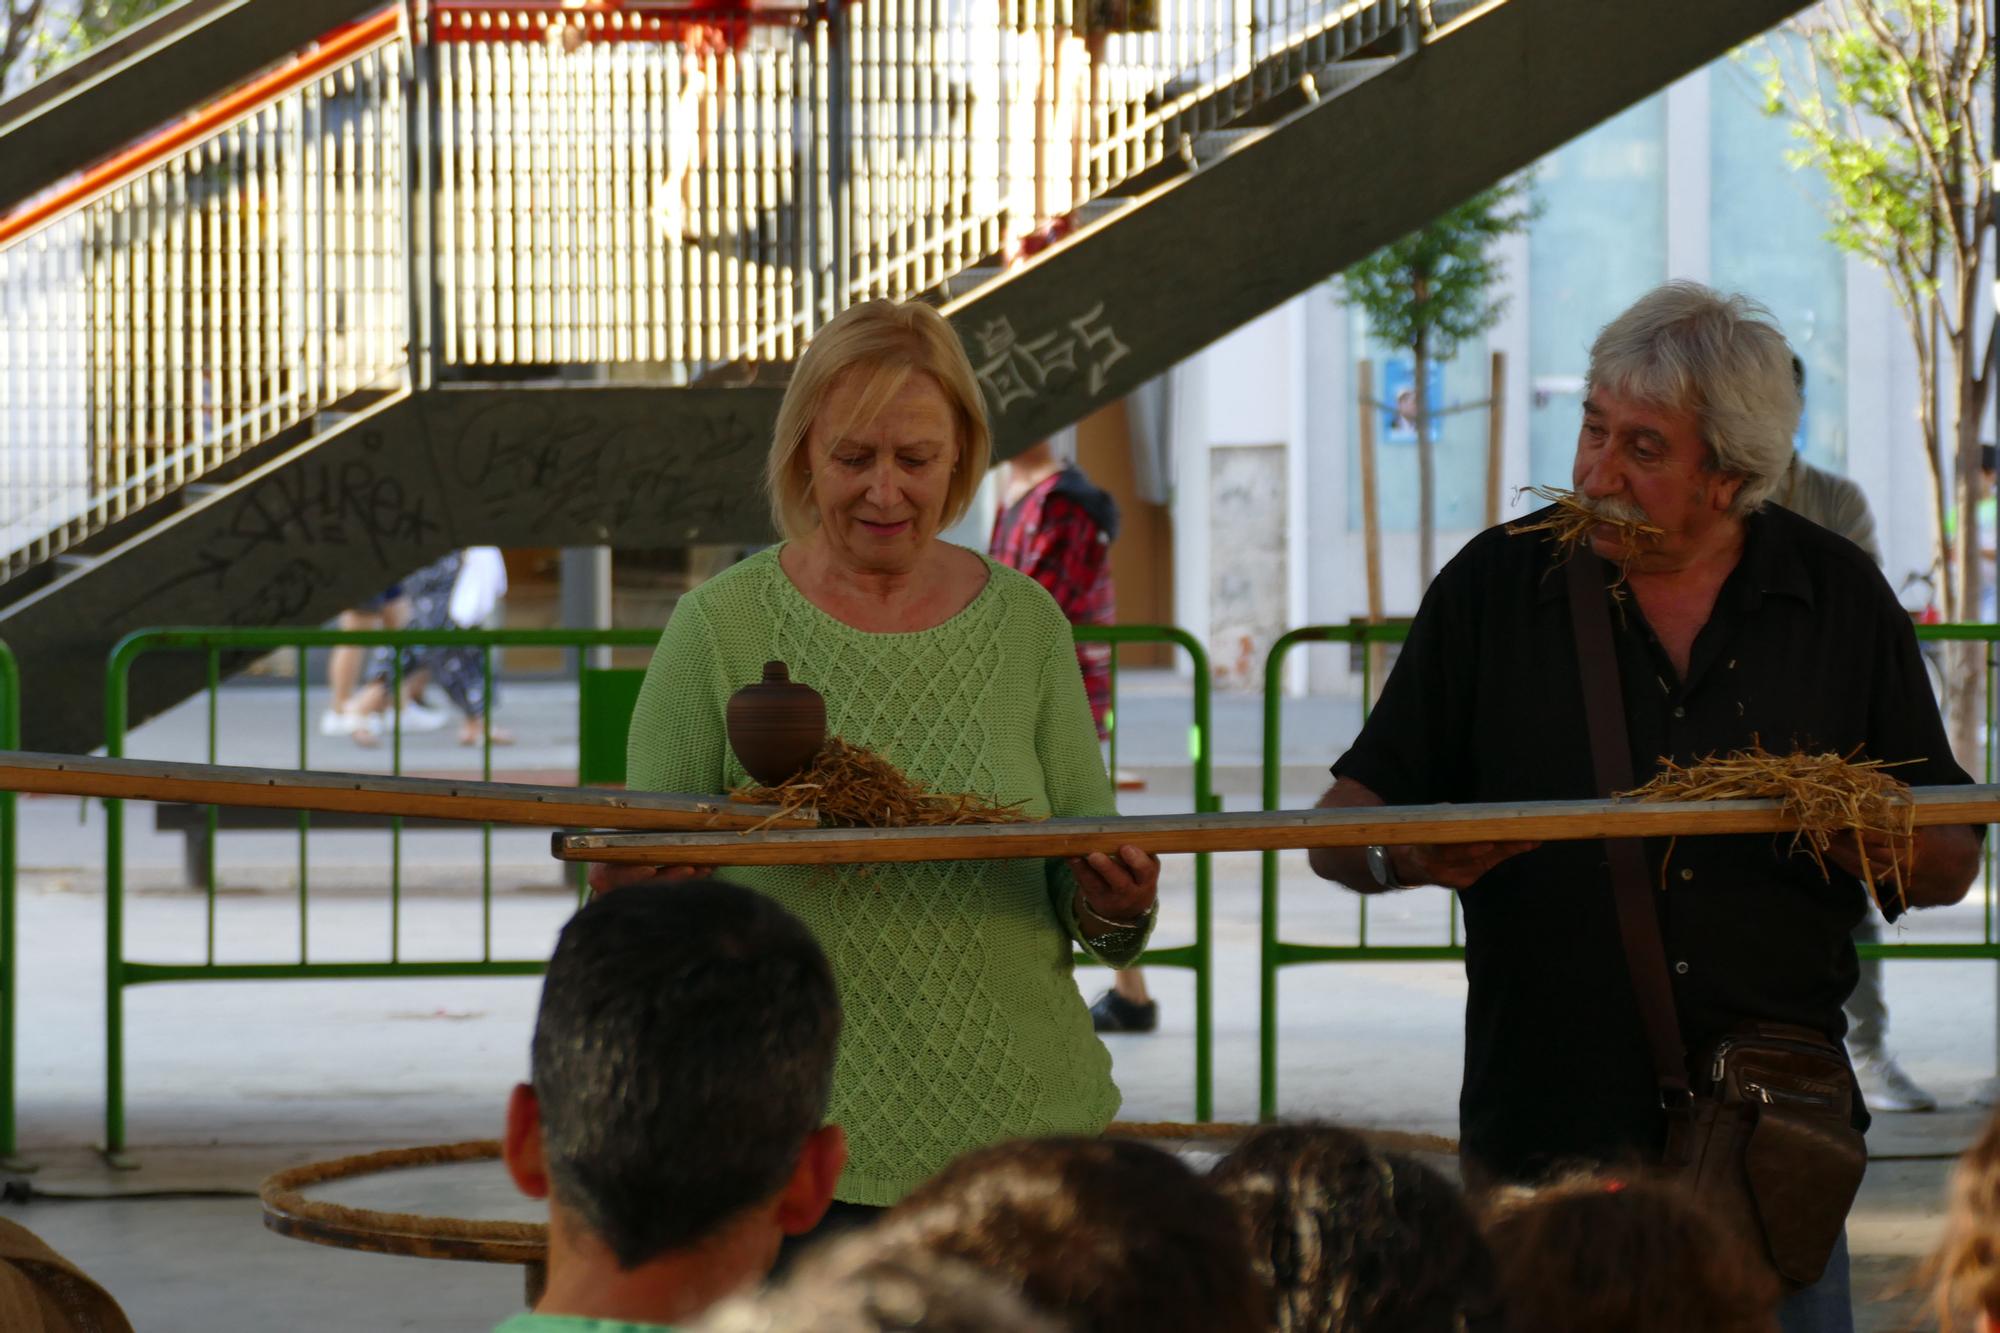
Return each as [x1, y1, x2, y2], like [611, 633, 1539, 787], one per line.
[115, 434, 442, 622]
[970, 301, 1131, 414]
[446, 397, 765, 536]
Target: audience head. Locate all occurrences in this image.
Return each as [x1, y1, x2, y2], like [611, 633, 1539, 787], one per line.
[1930, 1108, 2000, 1332]
[1586, 281, 1800, 514]
[1209, 1123, 1498, 1333]
[1481, 1174, 1779, 1333]
[695, 1235, 1066, 1333]
[869, 1135, 1265, 1333]
[503, 880, 845, 1273]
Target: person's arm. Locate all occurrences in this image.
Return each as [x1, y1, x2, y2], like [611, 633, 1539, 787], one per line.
[1309, 547, 1536, 891]
[1307, 776, 1538, 891]
[1829, 576, 1984, 912]
[592, 596, 732, 895]
[1826, 825, 1979, 910]
[1032, 610, 1157, 966]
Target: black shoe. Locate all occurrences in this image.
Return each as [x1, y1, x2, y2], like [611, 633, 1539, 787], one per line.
[1090, 989, 1159, 1034]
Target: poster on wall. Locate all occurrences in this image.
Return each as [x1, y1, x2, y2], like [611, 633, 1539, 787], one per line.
[1378, 357, 1443, 444]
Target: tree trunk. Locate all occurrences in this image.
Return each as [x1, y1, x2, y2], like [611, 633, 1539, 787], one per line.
[1944, 282, 1993, 776]
[1414, 334, 1436, 589]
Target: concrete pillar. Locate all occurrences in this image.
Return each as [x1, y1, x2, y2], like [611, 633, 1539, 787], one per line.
[560, 547, 614, 670]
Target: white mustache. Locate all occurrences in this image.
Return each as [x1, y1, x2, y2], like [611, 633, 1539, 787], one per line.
[1574, 494, 1653, 527]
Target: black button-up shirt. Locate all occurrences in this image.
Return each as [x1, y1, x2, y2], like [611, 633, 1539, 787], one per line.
[1332, 503, 1974, 1183]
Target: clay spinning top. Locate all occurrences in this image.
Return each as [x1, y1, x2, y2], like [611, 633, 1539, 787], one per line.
[726, 661, 827, 785]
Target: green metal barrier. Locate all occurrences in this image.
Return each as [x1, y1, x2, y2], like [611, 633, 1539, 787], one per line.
[1259, 620, 2000, 1120]
[102, 627, 662, 1154]
[102, 623, 1215, 1147]
[1078, 625, 1217, 1123]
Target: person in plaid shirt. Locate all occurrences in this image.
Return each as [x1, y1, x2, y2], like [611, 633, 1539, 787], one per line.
[991, 441, 1158, 1033]
[990, 441, 1120, 736]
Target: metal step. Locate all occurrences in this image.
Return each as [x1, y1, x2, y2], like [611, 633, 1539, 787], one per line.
[1188, 128, 1266, 166]
[939, 265, 1006, 299]
[1073, 197, 1134, 229]
[1311, 55, 1399, 98]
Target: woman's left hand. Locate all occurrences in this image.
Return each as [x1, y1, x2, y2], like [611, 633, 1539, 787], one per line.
[1068, 844, 1161, 925]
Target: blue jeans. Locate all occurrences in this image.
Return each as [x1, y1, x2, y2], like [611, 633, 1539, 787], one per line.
[1777, 1231, 1853, 1333]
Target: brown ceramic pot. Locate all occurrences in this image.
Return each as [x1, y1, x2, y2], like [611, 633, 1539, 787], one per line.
[726, 661, 827, 785]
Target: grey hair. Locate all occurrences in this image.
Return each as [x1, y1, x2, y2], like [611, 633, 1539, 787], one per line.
[1586, 281, 1800, 514]
[694, 1238, 1069, 1333]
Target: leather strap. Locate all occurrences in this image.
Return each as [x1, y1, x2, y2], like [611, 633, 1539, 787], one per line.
[1564, 552, 1692, 1109]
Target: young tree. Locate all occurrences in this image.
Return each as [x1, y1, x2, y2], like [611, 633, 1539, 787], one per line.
[1760, 2, 1994, 761]
[3, 0, 173, 93]
[1340, 177, 1536, 587]
[1, 0, 49, 97]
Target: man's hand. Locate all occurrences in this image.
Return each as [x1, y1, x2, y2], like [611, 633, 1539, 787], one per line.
[1307, 776, 1536, 891]
[1390, 840, 1541, 891]
[586, 862, 704, 898]
[1068, 845, 1161, 924]
[1825, 823, 1980, 910]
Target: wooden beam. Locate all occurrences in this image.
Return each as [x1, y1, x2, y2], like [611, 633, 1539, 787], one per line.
[552, 786, 2000, 866]
[0, 751, 807, 831]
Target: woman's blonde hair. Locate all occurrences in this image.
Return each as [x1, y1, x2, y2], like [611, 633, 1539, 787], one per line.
[766, 299, 992, 540]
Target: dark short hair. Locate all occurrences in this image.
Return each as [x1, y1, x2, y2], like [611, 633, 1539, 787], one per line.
[1481, 1174, 1780, 1333]
[1210, 1124, 1497, 1333]
[531, 880, 841, 1268]
[873, 1136, 1266, 1333]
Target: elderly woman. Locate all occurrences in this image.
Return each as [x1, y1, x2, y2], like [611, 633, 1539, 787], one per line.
[604, 298, 1160, 1221]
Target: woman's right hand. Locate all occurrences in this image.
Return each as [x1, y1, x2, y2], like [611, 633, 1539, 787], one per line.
[586, 862, 705, 897]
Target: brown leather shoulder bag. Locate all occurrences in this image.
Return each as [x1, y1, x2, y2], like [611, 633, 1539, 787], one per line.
[1565, 551, 1865, 1288]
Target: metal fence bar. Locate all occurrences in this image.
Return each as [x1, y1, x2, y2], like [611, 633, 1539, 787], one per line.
[96, 622, 1214, 1144]
[1260, 620, 2000, 1120]
[100, 625, 659, 1153]
[1077, 624, 1216, 1122]
[0, 18, 409, 584]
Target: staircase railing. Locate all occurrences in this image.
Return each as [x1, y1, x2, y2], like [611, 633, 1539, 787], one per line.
[0, 0, 1417, 581]
[0, 12, 410, 581]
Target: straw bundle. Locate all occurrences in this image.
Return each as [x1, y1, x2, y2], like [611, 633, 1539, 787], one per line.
[731, 737, 1035, 832]
[1620, 746, 1916, 914]
[1507, 485, 1664, 568]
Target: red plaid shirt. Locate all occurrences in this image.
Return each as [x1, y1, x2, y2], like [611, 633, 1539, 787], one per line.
[990, 471, 1116, 738]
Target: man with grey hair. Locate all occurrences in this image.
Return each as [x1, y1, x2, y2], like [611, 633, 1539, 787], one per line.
[1309, 281, 1983, 1333]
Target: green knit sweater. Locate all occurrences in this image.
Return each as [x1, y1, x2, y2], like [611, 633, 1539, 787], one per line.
[625, 547, 1147, 1206]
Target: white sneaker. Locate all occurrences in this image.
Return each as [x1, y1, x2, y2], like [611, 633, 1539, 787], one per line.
[1852, 1050, 1938, 1112]
[389, 700, 450, 733]
[318, 708, 358, 737]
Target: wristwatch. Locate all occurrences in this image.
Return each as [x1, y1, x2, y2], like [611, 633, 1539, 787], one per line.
[1365, 844, 1405, 890]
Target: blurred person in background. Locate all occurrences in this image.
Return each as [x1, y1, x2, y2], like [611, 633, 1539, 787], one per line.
[1779, 355, 1934, 1114]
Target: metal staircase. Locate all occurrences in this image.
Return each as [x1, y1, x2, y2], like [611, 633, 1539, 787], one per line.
[0, 0, 1813, 751]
